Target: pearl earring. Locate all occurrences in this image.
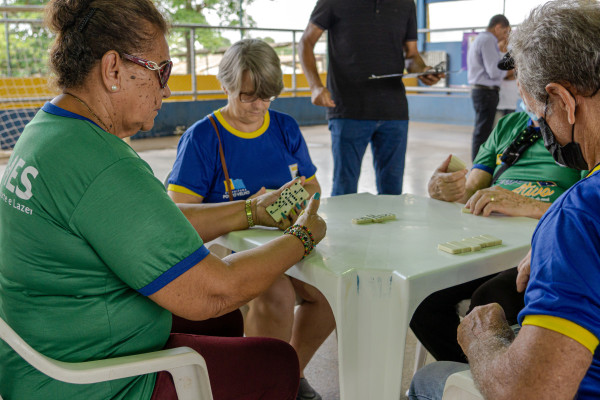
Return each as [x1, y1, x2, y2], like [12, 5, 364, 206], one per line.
[111, 85, 118, 91]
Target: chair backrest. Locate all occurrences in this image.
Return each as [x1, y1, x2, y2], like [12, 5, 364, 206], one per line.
[163, 170, 171, 189]
[442, 369, 484, 400]
[0, 315, 57, 378]
[0, 314, 213, 400]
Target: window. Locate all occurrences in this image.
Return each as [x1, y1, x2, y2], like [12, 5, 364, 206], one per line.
[428, 0, 504, 42]
[427, 0, 552, 43]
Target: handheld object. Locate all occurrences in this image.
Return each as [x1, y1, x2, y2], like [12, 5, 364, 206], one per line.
[369, 61, 452, 80]
[447, 155, 467, 172]
[266, 181, 310, 222]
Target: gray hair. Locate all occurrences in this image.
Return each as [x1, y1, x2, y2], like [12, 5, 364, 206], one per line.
[217, 39, 284, 98]
[510, 0, 600, 108]
[45, 0, 169, 89]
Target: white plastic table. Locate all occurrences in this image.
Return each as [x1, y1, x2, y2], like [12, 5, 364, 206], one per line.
[215, 193, 539, 400]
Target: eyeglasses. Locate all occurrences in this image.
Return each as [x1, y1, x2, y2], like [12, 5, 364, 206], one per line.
[239, 92, 277, 103]
[122, 53, 173, 89]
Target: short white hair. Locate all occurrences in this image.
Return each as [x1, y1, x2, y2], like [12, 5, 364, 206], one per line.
[217, 39, 284, 97]
[510, 0, 600, 108]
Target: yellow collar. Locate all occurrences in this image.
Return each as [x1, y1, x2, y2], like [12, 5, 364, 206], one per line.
[214, 109, 270, 139]
[586, 164, 600, 178]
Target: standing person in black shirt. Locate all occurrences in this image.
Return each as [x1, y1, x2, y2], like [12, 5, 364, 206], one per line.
[299, 0, 442, 196]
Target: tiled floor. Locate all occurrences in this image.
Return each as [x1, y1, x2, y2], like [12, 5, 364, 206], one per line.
[0, 121, 473, 400]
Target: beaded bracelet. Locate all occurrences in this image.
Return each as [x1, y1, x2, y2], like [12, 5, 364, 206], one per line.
[284, 225, 315, 258]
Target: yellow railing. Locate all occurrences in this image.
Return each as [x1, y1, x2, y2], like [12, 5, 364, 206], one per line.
[0, 72, 420, 109]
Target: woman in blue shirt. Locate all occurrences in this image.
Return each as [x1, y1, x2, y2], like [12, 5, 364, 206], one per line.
[168, 39, 334, 400]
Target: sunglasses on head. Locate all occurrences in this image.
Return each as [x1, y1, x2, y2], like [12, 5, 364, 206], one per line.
[122, 53, 173, 89]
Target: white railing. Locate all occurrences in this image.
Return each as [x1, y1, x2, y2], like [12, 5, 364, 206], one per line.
[0, 5, 484, 98]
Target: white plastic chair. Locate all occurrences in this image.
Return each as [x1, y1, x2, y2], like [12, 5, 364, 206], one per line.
[412, 340, 429, 376]
[0, 315, 213, 400]
[442, 369, 484, 400]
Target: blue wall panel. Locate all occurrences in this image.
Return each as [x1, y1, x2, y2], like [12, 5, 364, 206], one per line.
[112, 93, 476, 140]
[271, 97, 328, 126]
[424, 41, 468, 86]
[136, 93, 473, 140]
[133, 96, 328, 139]
[408, 94, 474, 125]
[1, 94, 473, 149]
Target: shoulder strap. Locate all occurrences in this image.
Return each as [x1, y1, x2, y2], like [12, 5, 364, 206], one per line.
[492, 125, 541, 185]
[208, 114, 234, 201]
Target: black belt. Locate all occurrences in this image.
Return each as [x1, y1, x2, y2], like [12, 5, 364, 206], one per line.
[473, 84, 500, 91]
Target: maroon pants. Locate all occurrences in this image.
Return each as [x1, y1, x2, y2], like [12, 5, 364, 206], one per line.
[150, 311, 300, 400]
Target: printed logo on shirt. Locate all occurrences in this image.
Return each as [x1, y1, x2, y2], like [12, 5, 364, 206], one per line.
[0, 155, 38, 216]
[222, 178, 250, 200]
[223, 178, 245, 191]
[498, 179, 557, 201]
[289, 163, 299, 179]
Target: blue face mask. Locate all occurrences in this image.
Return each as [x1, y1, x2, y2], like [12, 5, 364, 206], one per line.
[518, 99, 538, 121]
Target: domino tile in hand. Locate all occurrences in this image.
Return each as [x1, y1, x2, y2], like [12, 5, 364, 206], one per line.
[447, 155, 467, 172]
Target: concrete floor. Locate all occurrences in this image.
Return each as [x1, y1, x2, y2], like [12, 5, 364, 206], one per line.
[0, 121, 473, 400]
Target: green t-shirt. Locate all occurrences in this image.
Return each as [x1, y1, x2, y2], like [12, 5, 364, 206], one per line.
[0, 103, 209, 399]
[473, 112, 585, 203]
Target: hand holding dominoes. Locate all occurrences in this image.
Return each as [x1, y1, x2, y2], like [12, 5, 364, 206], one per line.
[428, 154, 468, 202]
[252, 179, 308, 229]
[265, 180, 311, 223]
[438, 234, 502, 254]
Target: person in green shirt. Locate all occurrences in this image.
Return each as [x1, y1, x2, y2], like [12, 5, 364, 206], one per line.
[0, 1, 327, 399]
[410, 109, 585, 363]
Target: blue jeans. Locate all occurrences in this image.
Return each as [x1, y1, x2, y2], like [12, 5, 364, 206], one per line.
[408, 361, 470, 400]
[328, 119, 409, 196]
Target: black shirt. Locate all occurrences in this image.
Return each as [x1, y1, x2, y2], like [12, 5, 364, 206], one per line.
[310, 0, 418, 120]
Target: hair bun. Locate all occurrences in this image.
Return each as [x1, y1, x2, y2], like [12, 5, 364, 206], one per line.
[45, 0, 92, 33]
[46, 0, 168, 89]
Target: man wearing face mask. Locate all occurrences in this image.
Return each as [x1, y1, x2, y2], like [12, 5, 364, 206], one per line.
[537, 95, 590, 171]
[409, 2, 600, 399]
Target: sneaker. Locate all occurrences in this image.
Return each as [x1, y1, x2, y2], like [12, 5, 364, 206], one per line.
[296, 377, 322, 400]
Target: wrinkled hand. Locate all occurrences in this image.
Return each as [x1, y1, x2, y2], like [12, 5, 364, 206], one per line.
[295, 193, 327, 245]
[516, 248, 532, 293]
[465, 186, 543, 217]
[458, 303, 515, 357]
[253, 178, 307, 230]
[311, 86, 336, 108]
[428, 154, 468, 202]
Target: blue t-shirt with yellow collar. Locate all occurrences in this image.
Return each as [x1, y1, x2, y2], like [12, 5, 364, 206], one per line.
[518, 165, 600, 398]
[168, 109, 317, 203]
